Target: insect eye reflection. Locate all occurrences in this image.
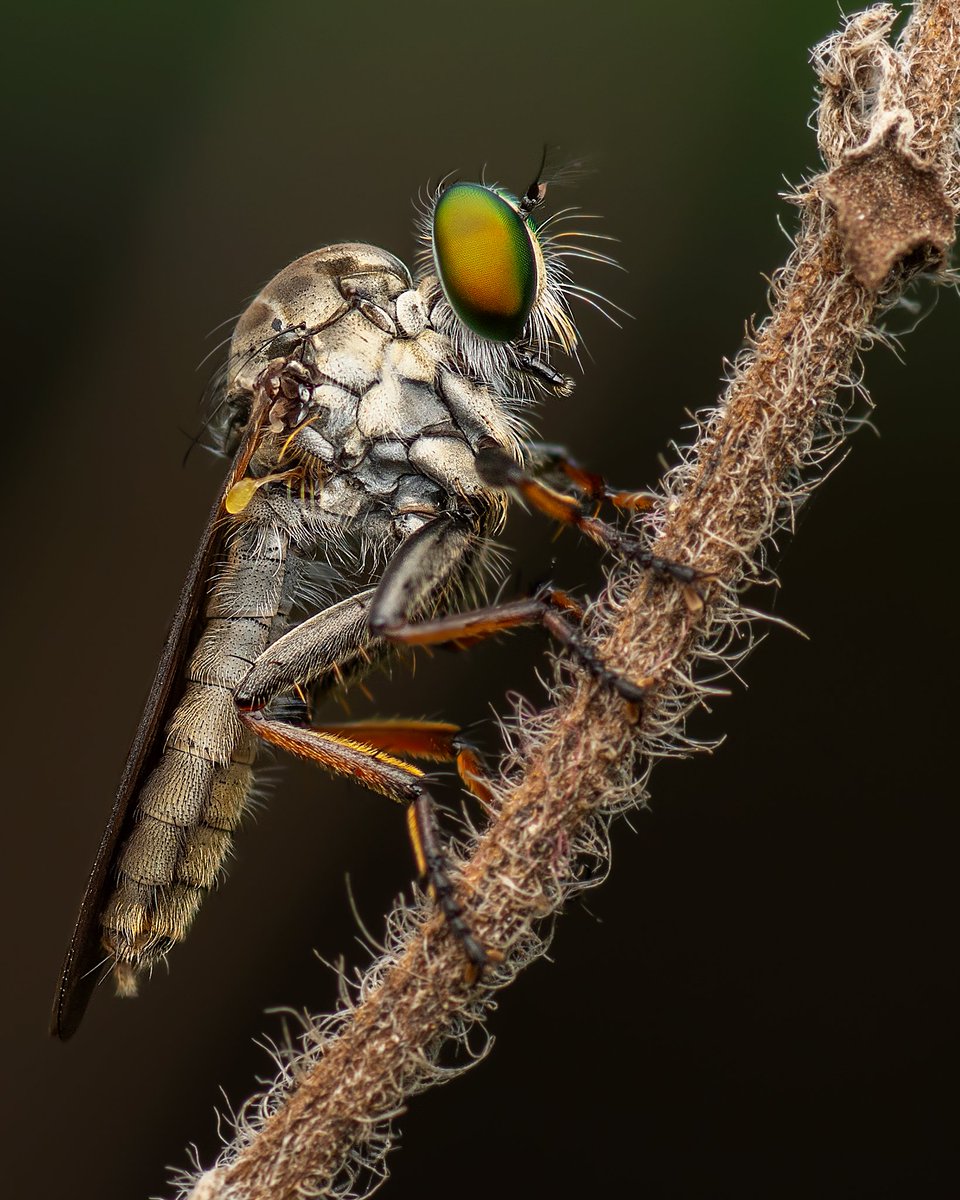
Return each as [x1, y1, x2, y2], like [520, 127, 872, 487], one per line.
[431, 182, 541, 343]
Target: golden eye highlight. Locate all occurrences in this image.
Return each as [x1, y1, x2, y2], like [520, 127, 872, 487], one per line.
[432, 182, 539, 342]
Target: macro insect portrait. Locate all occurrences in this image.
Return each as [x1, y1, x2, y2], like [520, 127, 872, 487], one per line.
[18, 5, 956, 1200]
[50, 166, 696, 1039]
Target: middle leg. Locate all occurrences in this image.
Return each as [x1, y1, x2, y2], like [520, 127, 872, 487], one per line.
[369, 586, 651, 704]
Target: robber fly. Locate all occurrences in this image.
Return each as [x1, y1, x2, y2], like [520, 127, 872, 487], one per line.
[51, 168, 697, 1039]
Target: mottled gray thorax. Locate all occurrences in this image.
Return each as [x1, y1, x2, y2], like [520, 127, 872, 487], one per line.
[227, 243, 522, 560]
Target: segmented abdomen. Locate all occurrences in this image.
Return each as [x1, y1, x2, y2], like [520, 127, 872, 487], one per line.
[101, 519, 292, 993]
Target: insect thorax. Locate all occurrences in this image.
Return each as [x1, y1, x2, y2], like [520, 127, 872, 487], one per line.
[222, 243, 522, 561]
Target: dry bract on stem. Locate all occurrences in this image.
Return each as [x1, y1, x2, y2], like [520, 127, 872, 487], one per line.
[178, 5, 960, 1198]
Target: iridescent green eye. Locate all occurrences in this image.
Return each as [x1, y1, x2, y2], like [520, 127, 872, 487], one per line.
[432, 182, 540, 342]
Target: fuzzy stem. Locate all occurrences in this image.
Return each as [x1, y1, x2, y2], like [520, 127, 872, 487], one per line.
[182, 6, 960, 1199]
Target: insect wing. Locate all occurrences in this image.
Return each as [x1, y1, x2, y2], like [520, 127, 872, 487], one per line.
[50, 464, 239, 1039]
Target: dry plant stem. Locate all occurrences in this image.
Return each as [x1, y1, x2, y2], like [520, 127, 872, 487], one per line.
[184, 6, 960, 1199]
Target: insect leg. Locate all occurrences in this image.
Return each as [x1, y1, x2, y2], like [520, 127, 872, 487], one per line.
[372, 576, 650, 705]
[236, 590, 496, 797]
[236, 588, 378, 709]
[240, 715, 489, 975]
[524, 440, 656, 513]
[369, 521, 649, 697]
[309, 720, 495, 805]
[237, 518, 476, 709]
[476, 443, 701, 588]
[235, 520, 493, 970]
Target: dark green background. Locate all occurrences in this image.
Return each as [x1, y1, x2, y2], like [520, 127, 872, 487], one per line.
[4, 2, 957, 1196]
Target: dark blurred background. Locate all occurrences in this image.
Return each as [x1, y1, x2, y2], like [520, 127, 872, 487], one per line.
[4, 2, 957, 1196]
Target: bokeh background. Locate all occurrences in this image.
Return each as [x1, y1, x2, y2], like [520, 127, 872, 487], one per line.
[4, 2, 957, 1196]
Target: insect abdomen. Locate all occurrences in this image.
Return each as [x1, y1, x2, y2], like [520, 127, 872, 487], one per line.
[101, 519, 290, 994]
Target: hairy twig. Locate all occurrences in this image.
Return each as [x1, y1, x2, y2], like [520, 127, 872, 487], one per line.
[178, 6, 960, 1198]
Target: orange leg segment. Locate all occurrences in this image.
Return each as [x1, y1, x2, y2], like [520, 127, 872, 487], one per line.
[312, 719, 496, 806]
[528, 442, 657, 513]
[240, 712, 423, 801]
[372, 589, 650, 705]
[240, 712, 490, 974]
[476, 444, 700, 587]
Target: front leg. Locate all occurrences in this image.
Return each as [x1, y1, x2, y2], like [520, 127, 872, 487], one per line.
[476, 442, 702, 589]
[524, 440, 657, 513]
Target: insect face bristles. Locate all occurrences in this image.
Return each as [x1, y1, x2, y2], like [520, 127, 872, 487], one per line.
[113, 962, 139, 998]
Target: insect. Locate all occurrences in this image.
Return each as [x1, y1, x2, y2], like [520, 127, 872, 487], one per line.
[51, 167, 697, 1039]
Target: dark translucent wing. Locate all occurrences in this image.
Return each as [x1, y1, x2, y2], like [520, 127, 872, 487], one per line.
[50, 477, 232, 1039]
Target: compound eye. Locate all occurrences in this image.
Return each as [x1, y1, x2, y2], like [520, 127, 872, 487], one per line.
[432, 182, 539, 342]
